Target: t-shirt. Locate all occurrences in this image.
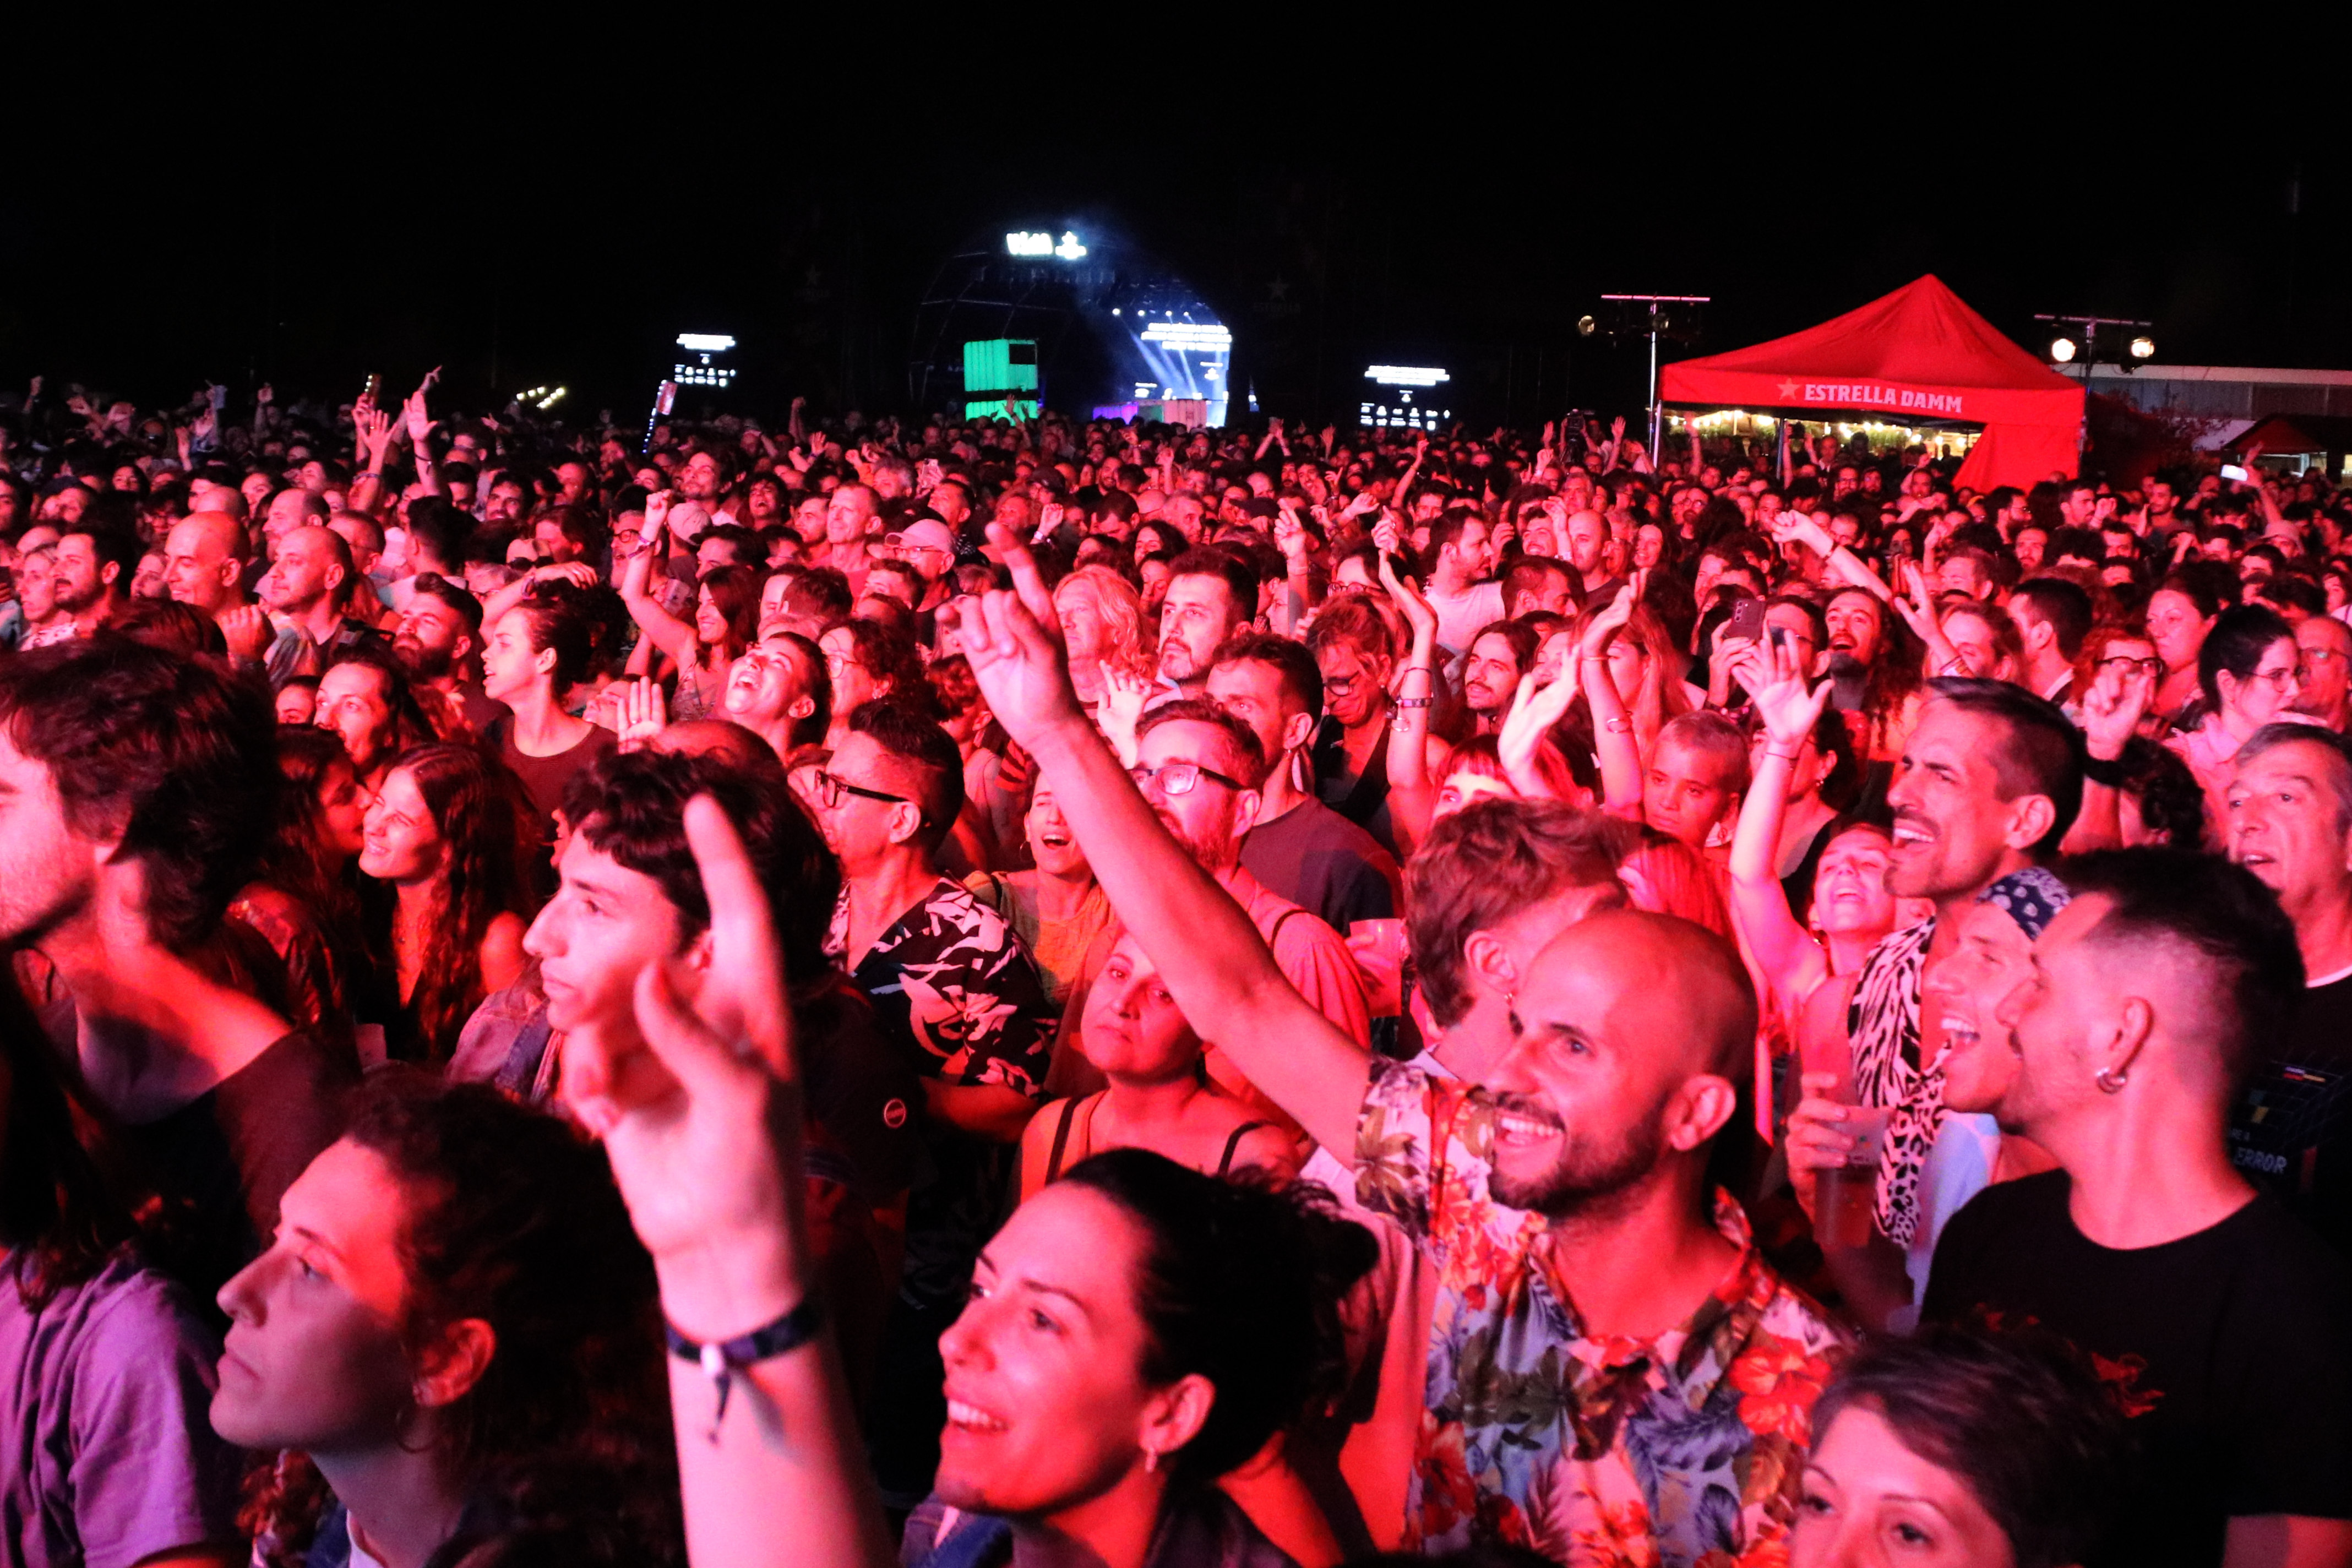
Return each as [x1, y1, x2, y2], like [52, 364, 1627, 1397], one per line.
[123, 1027, 361, 1308]
[2229, 969, 2352, 1256]
[0, 1254, 243, 1568]
[1924, 1171, 2352, 1566]
[827, 878, 1055, 1306]
[1423, 579, 1504, 660]
[1240, 797, 1397, 936]
[488, 717, 618, 848]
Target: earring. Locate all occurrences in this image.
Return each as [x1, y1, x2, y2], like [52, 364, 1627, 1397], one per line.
[2095, 1065, 2128, 1094]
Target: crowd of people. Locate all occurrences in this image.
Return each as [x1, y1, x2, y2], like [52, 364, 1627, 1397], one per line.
[0, 367, 2347, 1568]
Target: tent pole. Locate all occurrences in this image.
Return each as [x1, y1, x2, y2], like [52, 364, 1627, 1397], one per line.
[1647, 318, 1661, 460]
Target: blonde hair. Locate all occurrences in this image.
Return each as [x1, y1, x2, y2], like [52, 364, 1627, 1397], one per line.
[1054, 565, 1154, 679]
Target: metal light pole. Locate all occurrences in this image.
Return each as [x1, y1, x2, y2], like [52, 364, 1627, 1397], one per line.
[1602, 293, 1711, 458]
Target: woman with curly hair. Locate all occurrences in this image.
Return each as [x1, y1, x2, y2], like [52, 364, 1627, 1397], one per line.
[224, 1074, 681, 1568]
[357, 744, 535, 1064]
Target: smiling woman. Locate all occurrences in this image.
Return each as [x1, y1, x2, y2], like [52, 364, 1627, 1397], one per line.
[912, 1151, 1373, 1568]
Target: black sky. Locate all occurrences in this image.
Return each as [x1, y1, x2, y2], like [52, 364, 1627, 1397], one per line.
[7, 23, 2340, 429]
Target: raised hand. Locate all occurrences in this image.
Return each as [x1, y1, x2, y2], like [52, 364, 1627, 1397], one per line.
[645, 488, 675, 537]
[1497, 667, 1580, 797]
[220, 603, 271, 663]
[1376, 549, 1437, 641]
[1736, 631, 1831, 749]
[1578, 570, 1645, 658]
[571, 795, 808, 1337]
[616, 676, 669, 752]
[937, 523, 1085, 751]
[2078, 656, 2154, 761]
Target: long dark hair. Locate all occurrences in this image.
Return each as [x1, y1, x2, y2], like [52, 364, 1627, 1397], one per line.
[256, 727, 376, 1004]
[377, 744, 537, 1061]
[1055, 1150, 1375, 1492]
[246, 1074, 680, 1566]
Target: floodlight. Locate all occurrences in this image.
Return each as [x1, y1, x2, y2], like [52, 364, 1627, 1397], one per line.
[1577, 315, 1597, 337]
[2129, 335, 2155, 360]
[2049, 337, 2077, 363]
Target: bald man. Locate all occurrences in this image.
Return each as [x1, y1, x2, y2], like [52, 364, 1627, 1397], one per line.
[954, 576, 1844, 1564]
[162, 511, 249, 619]
[258, 525, 382, 687]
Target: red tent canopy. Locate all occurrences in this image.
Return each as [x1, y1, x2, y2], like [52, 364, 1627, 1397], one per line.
[1659, 275, 2083, 494]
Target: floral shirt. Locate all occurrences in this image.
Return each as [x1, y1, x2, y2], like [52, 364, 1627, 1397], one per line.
[1355, 1063, 1843, 1568]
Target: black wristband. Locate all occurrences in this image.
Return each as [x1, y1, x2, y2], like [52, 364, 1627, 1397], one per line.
[667, 1295, 825, 1437]
[2082, 751, 2129, 788]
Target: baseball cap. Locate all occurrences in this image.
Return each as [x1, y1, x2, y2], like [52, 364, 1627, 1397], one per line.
[885, 519, 957, 555]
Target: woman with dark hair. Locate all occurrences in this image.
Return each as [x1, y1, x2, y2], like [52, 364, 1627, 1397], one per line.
[1792, 1328, 2126, 1568]
[623, 537, 761, 721]
[1016, 934, 1298, 1204]
[912, 1150, 1373, 1568]
[481, 590, 618, 848]
[222, 1074, 682, 1568]
[2168, 602, 2303, 840]
[2146, 567, 2228, 729]
[817, 618, 928, 750]
[230, 726, 382, 1033]
[358, 744, 534, 1064]
[0, 988, 244, 1568]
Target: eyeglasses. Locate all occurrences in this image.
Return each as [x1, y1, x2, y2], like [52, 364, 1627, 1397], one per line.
[2248, 665, 2301, 691]
[813, 769, 915, 813]
[1129, 761, 1246, 797]
[2097, 654, 2163, 678]
[2300, 649, 2349, 672]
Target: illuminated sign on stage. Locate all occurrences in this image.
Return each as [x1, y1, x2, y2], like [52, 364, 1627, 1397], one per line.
[1361, 364, 1452, 429]
[1006, 231, 1089, 260]
[672, 333, 738, 389]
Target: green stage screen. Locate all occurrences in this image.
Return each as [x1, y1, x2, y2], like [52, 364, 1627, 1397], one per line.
[963, 338, 1037, 420]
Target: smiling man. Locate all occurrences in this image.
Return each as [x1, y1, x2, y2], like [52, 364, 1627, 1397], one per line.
[945, 559, 1843, 1567]
[1847, 679, 2083, 1255]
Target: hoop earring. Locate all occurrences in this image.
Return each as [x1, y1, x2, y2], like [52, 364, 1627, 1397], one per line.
[2095, 1065, 2128, 1095]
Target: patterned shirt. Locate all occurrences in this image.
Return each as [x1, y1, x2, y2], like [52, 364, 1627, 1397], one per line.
[829, 878, 1054, 1304]
[1355, 1063, 1843, 1568]
[1845, 918, 1939, 1246]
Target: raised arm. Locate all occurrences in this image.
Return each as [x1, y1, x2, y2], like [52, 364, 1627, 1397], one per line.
[2061, 657, 2153, 854]
[1727, 639, 1832, 995]
[1379, 553, 1442, 855]
[946, 527, 1373, 1158]
[1578, 575, 1646, 819]
[578, 797, 894, 1568]
[620, 494, 700, 665]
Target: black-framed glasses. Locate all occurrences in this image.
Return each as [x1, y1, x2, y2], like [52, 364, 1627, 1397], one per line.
[2097, 655, 2163, 679]
[814, 769, 914, 813]
[1129, 761, 1246, 797]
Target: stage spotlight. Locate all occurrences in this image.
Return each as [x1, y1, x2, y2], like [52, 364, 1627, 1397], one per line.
[2129, 335, 2155, 360]
[1577, 315, 1596, 336]
[2049, 337, 2077, 363]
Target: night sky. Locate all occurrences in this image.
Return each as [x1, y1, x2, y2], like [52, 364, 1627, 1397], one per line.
[8, 27, 2339, 432]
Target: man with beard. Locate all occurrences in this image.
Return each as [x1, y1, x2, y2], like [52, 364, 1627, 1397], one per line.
[1848, 679, 2081, 1260]
[1153, 549, 1254, 700]
[943, 552, 1842, 1566]
[390, 573, 508, 739]
[51, 525, 138, 635]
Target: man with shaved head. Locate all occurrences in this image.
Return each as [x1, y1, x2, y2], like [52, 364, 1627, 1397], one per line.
[163, 511, 249, 619]
[947, 550, 1842, 1566]
[258, 524, 383, 688]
